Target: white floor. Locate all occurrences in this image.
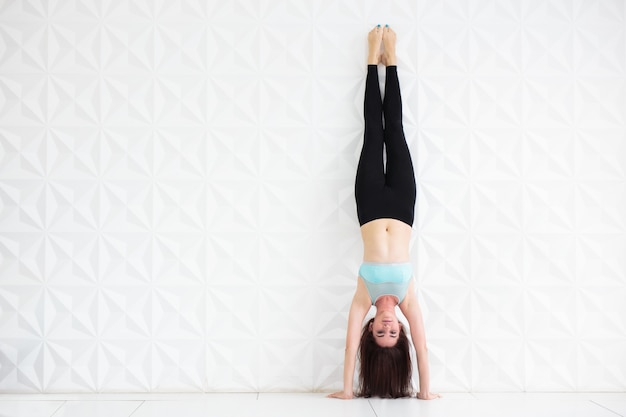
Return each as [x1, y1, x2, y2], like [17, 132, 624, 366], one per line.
[1, 393, 625, 417]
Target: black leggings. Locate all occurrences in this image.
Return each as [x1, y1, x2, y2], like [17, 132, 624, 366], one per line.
[355, 65, 416, 227]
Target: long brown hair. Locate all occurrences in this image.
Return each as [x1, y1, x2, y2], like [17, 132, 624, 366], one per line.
[357, 318, 412, 398]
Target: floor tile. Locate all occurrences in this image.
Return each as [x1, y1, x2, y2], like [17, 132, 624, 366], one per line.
[369, 393, 622, 417]
[117, 393, 377, 417]
[0, 400, 64, 417]
[259, 393, 376, 417]
[471, 393, 620, 417]
[429, 392, 477, 399]
[51, 400, 143, 417]
[368, 396, 480, 417]
[130, 394, 259, 417]
[2, 393, 626, 417]
[590, 394, 626, 417]
[472, 393, 597, 400]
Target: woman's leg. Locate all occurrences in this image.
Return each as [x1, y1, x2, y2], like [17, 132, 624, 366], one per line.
[355, 64, 385, 226]
[383, 65, 414, 189]
[382, 29, 416, 226]
[355, 27, 386, 226]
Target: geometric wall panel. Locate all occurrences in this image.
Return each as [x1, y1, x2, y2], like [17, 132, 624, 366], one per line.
[1, 0, 625, 393]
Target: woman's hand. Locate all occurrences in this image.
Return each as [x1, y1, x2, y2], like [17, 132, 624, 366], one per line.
[327, 391, 354, 400]
[417, 391, 441, 400]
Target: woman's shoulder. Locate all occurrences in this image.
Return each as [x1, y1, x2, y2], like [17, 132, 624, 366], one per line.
[352, 276, 374, 308]
[399, 278, 417, 308]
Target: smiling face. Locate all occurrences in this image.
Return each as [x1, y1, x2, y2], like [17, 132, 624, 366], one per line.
[369, 311, 401, 347]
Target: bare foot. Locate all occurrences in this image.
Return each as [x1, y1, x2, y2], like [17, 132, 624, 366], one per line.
[382, 26, 397, 66]
[367, 25, 383, 65]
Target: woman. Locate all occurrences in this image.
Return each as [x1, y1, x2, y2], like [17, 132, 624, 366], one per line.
[328, 25, 440, 400]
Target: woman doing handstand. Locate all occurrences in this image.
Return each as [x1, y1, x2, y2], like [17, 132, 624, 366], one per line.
[328, 25, 440, 400]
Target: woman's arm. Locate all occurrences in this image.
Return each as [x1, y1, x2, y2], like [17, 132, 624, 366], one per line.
[327, 277, 371, 399]
[400, 280, 440, 400]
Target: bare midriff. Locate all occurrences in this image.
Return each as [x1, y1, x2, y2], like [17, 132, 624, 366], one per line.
[360, 218, 412, 263]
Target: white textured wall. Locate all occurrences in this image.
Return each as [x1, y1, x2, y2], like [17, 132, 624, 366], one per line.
[1, 0, 625, 393]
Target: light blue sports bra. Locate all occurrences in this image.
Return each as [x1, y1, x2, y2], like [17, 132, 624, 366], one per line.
[358, 262, 413, 305]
